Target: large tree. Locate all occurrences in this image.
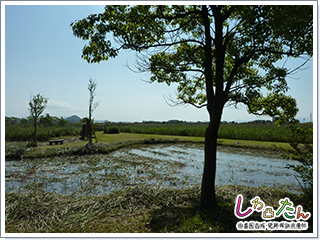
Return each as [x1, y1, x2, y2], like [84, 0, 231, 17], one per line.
[71, 5, 313, 208]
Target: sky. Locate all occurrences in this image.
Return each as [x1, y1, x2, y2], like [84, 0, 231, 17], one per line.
[3, 3, 316, 123]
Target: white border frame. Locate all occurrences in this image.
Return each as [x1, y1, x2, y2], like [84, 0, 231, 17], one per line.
[1, 1, 318, 238]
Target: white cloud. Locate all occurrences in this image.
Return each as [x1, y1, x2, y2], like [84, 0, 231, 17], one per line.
[47, 100, 73, 110]
[46, 100, 86, 118]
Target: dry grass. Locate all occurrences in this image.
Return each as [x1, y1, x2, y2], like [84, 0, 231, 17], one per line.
[5, 184, 313, 233]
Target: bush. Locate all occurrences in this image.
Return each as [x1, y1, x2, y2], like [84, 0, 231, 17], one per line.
[37, 131, 49, 141]
[104, 126, 120, 134]
[285, 122, 313, 210]
[27, 141, 37, 148]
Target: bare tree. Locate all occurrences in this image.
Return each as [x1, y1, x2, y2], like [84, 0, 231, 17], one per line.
[87, 78, 100, 143]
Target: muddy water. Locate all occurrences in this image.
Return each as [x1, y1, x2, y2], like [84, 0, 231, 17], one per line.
[5, 144, 301, 196]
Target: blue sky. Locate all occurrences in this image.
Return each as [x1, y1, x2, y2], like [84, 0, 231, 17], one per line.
[4, 4, 315, 122]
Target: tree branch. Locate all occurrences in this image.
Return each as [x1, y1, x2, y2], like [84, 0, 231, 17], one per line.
[125, 39, 205, 51]
[202, 5, 215, 116]
[224, 55, 251, 96]
[244, 101, 265, 116]
[163, 94, 207, 109]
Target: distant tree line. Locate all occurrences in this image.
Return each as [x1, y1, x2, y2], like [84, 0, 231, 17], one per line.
[5, 114, 82, 142]
[6, 114, 69, 127]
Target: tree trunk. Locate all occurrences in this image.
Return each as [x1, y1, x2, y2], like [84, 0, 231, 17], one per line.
[200, 5, 225, 209]
[200, 106, 223, 209]
[88, 125, 92, 143]
[88, 118, 92, 144]
[88, 103, 92, 144]
[33, 118, 37, 142]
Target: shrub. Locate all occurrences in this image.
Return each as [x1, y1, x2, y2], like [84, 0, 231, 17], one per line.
[37, 131, 49, 141]
[285, 122, 313, 210]
[104, 126, 120, 134]
[27, 141, 37, 148]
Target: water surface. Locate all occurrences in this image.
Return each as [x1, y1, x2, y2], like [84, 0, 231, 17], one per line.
[5, 144, 301, 196]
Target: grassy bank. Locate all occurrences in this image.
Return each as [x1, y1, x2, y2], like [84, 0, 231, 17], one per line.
[5, 132, 293, 160]
[5, 185, 313, 233]
[96, 132, 293, 155]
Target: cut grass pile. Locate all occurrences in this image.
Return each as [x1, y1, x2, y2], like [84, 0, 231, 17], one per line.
[5, 185, 313, 233]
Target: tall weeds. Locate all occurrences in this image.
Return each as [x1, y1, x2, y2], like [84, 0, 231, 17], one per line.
[5, 124, 81, 141]
[118, 123, 312, 143]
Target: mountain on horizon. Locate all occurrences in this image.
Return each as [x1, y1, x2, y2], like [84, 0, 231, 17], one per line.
[65, 115, 81, 123]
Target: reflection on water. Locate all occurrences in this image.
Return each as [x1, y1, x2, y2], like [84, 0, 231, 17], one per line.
[5, 144, 301, 196]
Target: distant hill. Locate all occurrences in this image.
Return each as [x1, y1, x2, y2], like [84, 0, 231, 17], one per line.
[65, 115, 81, 123]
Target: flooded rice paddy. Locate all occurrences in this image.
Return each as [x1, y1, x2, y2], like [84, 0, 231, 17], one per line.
[5, 143, 301, 196]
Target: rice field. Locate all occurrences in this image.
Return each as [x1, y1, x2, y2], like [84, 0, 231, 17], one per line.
[5, 143, 301, 197]
[5, 143, 312, 233]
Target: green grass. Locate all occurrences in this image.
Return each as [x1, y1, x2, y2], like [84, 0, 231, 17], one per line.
[96, 132, 293, 154]
[96, 132, 204, 143]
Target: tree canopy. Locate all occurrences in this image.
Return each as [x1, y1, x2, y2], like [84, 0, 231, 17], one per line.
[71, 5, 312, 124]
[28, 93, 48, 145]
[71, 5, 313, 208]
